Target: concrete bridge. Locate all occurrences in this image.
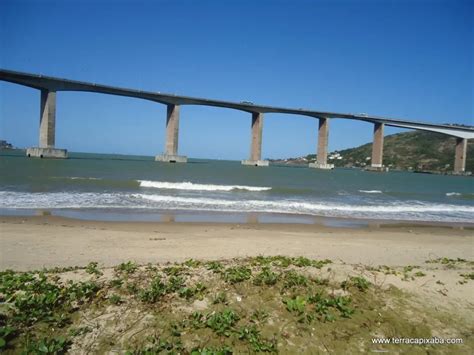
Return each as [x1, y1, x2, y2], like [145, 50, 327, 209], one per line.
[1, 68, 472, 173]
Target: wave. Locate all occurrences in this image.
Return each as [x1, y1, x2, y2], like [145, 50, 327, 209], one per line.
[359, 190, 382, 194]
[1, 191, 473, 222]
[52, 176, 102, 181]
[135, 194, 474, 213]
[69, 177, 102, 181]
[444, 192, 474, 200]
[138, 180, 271, 192]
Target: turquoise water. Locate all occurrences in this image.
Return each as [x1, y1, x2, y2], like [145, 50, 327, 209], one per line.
[0, 150, 473, 223]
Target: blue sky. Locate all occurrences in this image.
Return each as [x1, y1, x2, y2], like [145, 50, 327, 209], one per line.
[0, 0, 472, 160]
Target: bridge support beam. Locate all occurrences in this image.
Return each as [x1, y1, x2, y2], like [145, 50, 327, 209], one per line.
[155, 104, 187, 163]
[309, 117, 334, 169]
[454, 138, 467, 174]
[26, 90, 67, 159]
[242, 112, 268, 166]
[367, 122, 385, 171]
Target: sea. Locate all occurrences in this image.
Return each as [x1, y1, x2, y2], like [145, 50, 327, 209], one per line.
[1, 150, 473, 225]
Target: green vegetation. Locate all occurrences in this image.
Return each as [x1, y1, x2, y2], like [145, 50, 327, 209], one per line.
[275, 131, 474, 172]
[253, 267, 279, 286]
[460, 273, 474, 281]
[115, 261, 138, 274]
[426, 257, 474, 269]
[23, 336, 71, 354]
[85, 261, 103, 276]
[223, 266, 252, 284]
[330, 131, 474, 171]
[0, 256, 472, 353]
[341, 276, 371, 292]
[205, 261, 224, 273]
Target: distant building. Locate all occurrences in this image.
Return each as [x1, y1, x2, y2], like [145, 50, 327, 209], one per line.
[0, 140, 13, 149]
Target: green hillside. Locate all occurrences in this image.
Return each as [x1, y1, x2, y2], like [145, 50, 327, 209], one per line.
[308, 131, 473, 172]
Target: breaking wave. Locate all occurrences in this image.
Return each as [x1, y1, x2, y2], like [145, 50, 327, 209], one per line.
[138, 180, 271, 192]
[1, 191, 473, 223]
[359, 190, 383, 194]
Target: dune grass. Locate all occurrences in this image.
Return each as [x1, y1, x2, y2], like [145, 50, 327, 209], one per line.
[0, 256, 472, 354]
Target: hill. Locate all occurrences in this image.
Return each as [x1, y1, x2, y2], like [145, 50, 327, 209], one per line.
[273, 131, 473, 172]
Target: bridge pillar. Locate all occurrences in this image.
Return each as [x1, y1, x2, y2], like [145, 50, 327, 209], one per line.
[309, 117, 334, 169]
[369, 122, 385, 171]
[155, 104, 187, 163]
[26, 90, 67, 159]
[454, 138, 467, 174]
[242, 112, 269, 166]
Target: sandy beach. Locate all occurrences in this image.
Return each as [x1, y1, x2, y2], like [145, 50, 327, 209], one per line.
[1, 215, 473, 270]
[2, 215, 474, 309]
[1, 215, 474, 353]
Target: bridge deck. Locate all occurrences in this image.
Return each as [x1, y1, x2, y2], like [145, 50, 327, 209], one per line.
[1, 68, 472, 139]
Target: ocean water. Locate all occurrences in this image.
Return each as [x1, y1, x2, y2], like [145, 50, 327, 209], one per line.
[0, 150, 473, 223]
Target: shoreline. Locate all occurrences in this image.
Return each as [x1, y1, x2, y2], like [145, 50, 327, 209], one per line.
[1, 214, 473, 271]
[2, 209, 474, 229]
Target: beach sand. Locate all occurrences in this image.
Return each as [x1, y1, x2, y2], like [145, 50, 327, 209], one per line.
[1, 215, 473, 270]
[1, 215, 474, 352]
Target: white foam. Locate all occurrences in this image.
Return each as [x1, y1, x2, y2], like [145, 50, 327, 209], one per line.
[52, 176, 102, 181]
[1, 191, 473, 223]
[70, 177, 102, 180]
[134, 194, 474, 213]
[359, 190, 382, 194]
[446, 192, 461, 196]
[138, 180, 271, 192]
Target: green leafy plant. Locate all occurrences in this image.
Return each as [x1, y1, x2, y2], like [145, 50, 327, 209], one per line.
[253, 267, 279, 286]
[292, 257, 312, 267]
[205, 309, 240, 336]
[223, 266, 252, 284]
[85, 261, 103, 276]
[282, 271, 308, 289]
[163, 265, 186, 277]
[115, 261, 138, 274]
[179, 282, 207, 300]
[23, 336, 71, 354]
[311, 259, 332, 269]
[184, 259, 202, 268]
[341, 276, 371, 292]
[284, 296, 307, 314]
[127, 335, 184, 354]
[109, 294, 122, 305]
[309, 292, 354, 321]
[69, 326, 92, 337]
[139, 276, 167, 303]
[109, 278, 123, 288]
[0, 326, 16, 350]
[403, 265, 420, 273]
[167, 276, 186, 292]
[238, 324, 276, 352]
[270, 256, 292, 268]
[205, 261, 224, 273]
[191, 346, 233, 355]
[212, 292, 228, 304]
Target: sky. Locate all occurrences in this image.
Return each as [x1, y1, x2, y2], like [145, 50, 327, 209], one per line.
[0, 0, 472, 160]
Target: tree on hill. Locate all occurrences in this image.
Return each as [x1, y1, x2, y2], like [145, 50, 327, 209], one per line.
[329, 131, 473, 172]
